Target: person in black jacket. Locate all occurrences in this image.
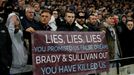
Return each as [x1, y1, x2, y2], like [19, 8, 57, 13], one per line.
[0, 0, 12, 75]
[120, 19, 134, 66]
[87, 14, 101, 31]
[38, 9, 53, 31]
[57, 10, 82, 31]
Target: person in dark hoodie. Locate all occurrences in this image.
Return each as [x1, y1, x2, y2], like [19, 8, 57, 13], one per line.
[120, 19, 134, 66]
[75, 11, 89, 31]
[0, 0, 13, 75]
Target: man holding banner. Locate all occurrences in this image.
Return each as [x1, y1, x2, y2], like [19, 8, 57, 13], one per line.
[57, 10, 82, 31]
[37, 9, 54, 31]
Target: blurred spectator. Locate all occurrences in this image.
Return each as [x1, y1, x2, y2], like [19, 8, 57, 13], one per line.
[48, 14, 57, 31]
[87, 14, 100, 31]
[120, 19, 134, 65]
[113, 14, 119, 25]
[75, 11, 88, 31]
[33, 2, 42, 22]
[52, 9, 63, 28]
[102, 14, 122, 66]
[6, 12, 32, 75]
[20, 5, 40, 66]
[18, 0, 25, 10]
[18, 0, 26, 18]
[126, 10, 133, 17]
[21, 5, 40, 32]
[37, 9, 54, 31]
[115, 14, 127, 38]
[57, 10, 81, 31]
[0, 0, 12, 75]
[52, 9, 59, 19]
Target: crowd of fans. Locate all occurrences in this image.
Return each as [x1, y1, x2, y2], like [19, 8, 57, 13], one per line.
[1, 0, 134, 75]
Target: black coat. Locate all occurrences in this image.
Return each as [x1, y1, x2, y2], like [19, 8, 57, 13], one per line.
[87, 22, 100, 31]
[120, 28, 134, 66]
[120, 28, 134, 57]
[0, 3, 12, 74]
[57, 21, 81, 31]
[0, 25, 12, 74]
[36, 22, 52, 31]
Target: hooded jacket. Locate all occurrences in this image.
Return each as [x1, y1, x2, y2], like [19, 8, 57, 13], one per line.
[6, 13, 32, 74]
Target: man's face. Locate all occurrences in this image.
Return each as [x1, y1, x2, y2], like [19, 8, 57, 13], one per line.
[40, 12, 51, 25]
[89, 15, 97, 25]
[127, 21, 134, 30]
[122, 16, 127, 23]
[0, 0, 6, 7]
[77, 12, 85, 25]
[34, 4, 40, 12]
[106, 16, 115, 25]
[25, 9, 34, 21]
[52, 11, 58, 19]
[114, 15, 119, 24]
[0, 0, 2, 6]
[64, 12, 75, 25]
[18, 0, 25, 8]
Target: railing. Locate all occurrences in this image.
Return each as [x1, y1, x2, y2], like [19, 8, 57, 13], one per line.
[108, 56, 134, 75]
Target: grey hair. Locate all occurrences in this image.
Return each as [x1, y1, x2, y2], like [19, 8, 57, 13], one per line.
[25, 4, 35, 13]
